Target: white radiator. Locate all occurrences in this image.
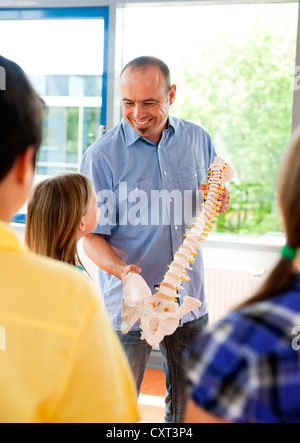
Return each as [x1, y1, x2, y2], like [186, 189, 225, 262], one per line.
[205, 267, 265, 325]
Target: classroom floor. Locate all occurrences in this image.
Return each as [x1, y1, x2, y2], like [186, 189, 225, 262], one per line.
[138, 368, 166, 423]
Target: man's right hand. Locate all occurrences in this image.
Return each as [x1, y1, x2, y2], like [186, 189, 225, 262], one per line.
[118, 264, 142, 286]
[83, 234, 142, 286]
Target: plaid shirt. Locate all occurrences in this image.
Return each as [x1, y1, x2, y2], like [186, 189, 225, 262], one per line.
[185, 275, 300, 423]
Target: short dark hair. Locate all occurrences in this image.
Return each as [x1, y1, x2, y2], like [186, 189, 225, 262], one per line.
[0, 55, 43, 182]
[121, 56, 171, 92]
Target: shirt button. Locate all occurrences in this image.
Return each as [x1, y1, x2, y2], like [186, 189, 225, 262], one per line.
[158, 144, 161, 149]
[164, 171, 167, 176]
[170, 198, 173, 203]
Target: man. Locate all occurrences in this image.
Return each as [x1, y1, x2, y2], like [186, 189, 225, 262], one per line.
[81, 56, 230, 423]
[0, 55, 139, 423]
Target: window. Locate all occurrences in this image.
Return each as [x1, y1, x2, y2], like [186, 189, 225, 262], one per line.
[0, 7, 108, 222]
[123, 2, 298, 236]
[0, 7, 108, 177]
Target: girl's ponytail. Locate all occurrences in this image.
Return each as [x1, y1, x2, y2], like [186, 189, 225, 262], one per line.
[240, 130, 300, 308]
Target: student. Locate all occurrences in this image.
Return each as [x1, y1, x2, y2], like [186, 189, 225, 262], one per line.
[0, 54, 139, 423]
[26, 172, 100, 273]
[184, 129, 300, 423]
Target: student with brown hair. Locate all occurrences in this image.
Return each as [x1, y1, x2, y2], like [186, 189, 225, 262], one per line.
[26, 172, 99, 273]
[184, 129, 300, 423]
[0, 55, 139, 423]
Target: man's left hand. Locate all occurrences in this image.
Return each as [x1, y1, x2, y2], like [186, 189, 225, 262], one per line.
[199, 185, 231, 214]
[218, 187, 230, 214]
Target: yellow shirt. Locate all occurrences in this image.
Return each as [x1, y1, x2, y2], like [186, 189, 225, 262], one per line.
[0, 222, 139, 423]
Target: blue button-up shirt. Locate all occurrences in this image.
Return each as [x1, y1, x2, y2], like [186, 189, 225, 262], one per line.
[80, 116, 217, 331]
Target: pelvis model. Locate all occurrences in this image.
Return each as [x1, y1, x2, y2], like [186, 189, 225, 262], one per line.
[121, 157, 234, 347]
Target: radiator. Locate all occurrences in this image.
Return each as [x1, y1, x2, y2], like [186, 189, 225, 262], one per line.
[205, 267, 264, 325]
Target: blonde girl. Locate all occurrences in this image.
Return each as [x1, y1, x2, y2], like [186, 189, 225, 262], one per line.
[26, 172, 99, 272]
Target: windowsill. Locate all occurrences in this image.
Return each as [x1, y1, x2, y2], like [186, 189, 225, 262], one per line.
[204, 232, 285, 251]
[9, 221, 285, 251]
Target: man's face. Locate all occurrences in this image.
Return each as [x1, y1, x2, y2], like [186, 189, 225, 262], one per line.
[120, 66, 176, 145]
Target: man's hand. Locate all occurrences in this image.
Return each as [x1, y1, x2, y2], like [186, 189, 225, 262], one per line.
[118, 264, 142, 286]
[83, 234, 142, 286]
[199, 184, 230, 215]
[217, 187, 230, 214]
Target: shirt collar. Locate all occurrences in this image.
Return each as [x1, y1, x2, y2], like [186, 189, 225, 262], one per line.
[122, 119, 142, 147]
[0, 221, 27, 254]
[167, 115, 176, 133]
[122, 116, 176, 148]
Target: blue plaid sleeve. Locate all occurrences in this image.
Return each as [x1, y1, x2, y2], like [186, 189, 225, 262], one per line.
[186, 318, 257, 422]
[185, 298, 300, 423]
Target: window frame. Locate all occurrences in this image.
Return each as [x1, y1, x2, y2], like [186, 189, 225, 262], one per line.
[0, 6, 109, 223]
[0, 6, 109, 128]
[293, 2, 300, 132]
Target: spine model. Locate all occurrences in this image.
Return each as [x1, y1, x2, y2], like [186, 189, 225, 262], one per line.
[121, 157, 234, 347]
[155, 157, 234, 302]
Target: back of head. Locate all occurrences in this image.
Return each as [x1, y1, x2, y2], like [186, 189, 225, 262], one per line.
[242, 129, 300, 307]
[277, 130, 300, 250]
[26, 172, 93, 267]
[0, 55, 42, 182]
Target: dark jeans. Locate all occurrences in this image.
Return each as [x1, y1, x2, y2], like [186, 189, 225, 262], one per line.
[116, 314, 209, 423]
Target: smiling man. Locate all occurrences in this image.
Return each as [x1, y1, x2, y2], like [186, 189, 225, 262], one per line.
[80, 56, 230, 423]
[120, 60, 176, 144]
